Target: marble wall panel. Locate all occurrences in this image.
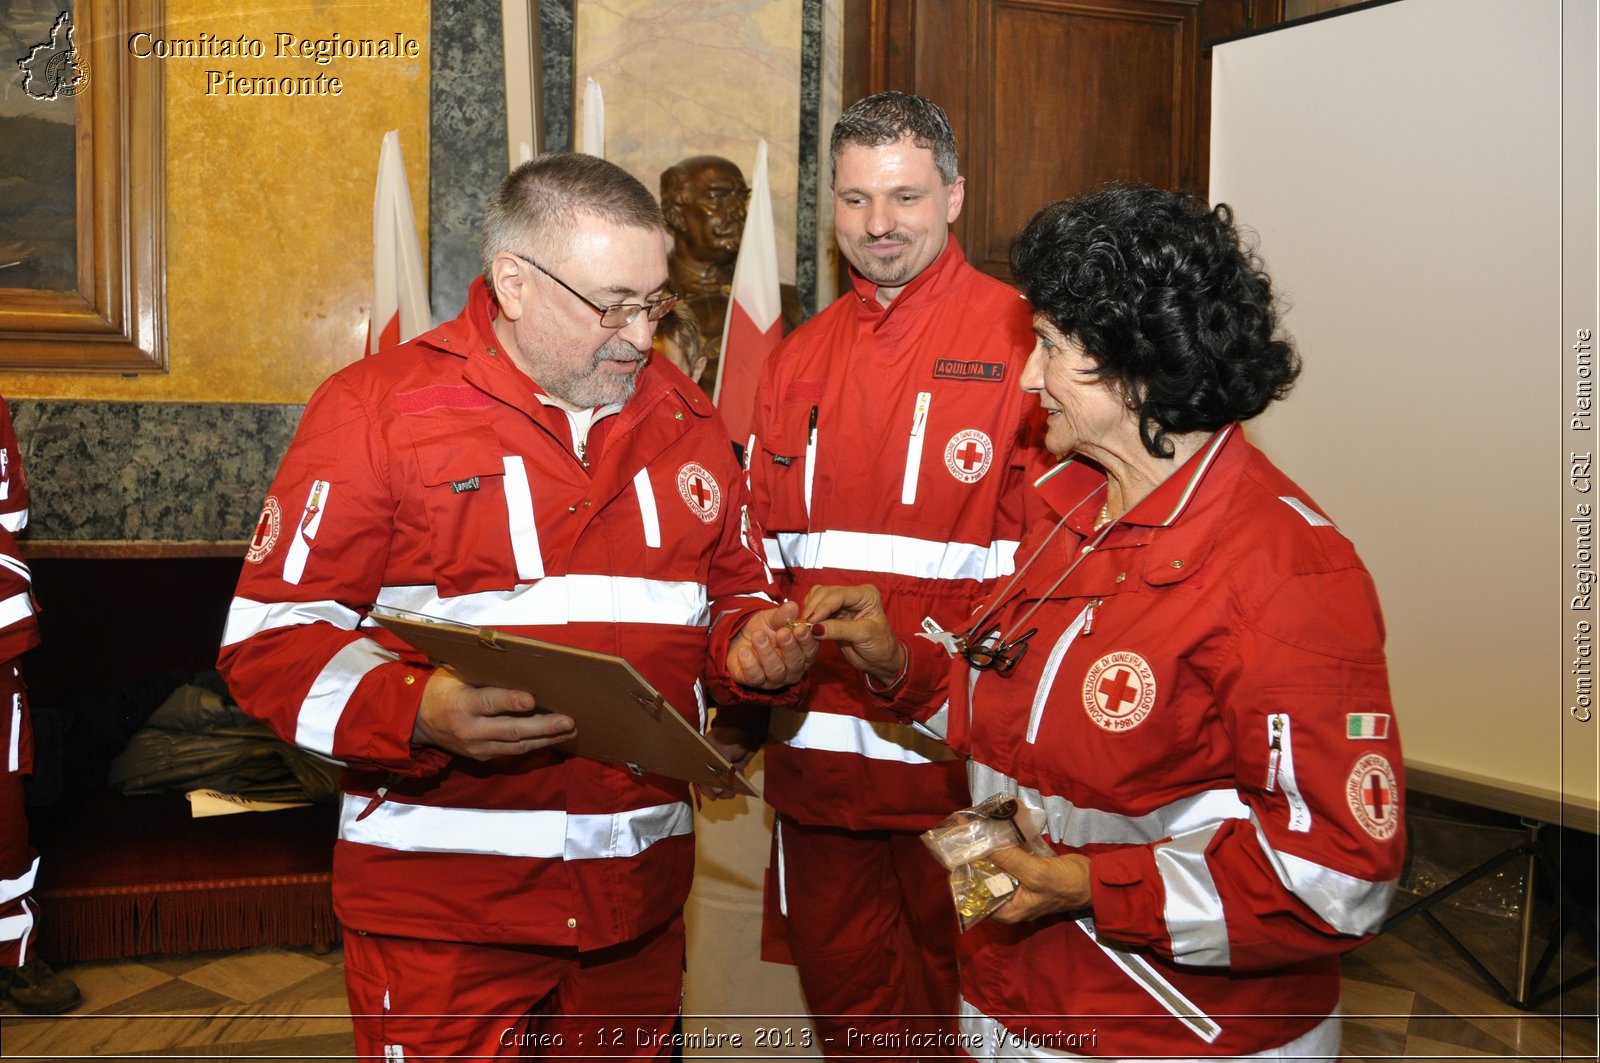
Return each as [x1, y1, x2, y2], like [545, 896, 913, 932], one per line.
[10, 401, 302, 542]
[429, 0, 507, 323]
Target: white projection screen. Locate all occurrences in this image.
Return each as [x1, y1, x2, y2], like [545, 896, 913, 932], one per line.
[1210, 0, 1597, 829]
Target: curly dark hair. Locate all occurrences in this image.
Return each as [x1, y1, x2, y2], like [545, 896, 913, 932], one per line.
[1010, 182, 1299, 458]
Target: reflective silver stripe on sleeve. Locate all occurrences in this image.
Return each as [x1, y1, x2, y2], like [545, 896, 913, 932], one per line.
[0, 507, 28, 534]
[633, 467, 661, 548]
[502, 455, 545, 580]
[769, 706, 957, 764]
[338, 795, 693, 860]
[1153, 823, 1231, 966]
[1026, 605, 1091, 744]
[372, 576, 710, 628]
[295, 638, 392, 756]
[0, 553, 31, 582]
[222, 597, 365, 647]
[0, 590, 33, 631]
[1251, 815, 1395, 935]
[912, 700, 950, 743]
[773, 530, 1019, 580]
[0, 855, 39, 905]
[968, 761, 1251, 848]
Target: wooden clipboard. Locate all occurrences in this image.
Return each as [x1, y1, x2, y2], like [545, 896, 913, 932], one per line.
[372, 609, 758, 797]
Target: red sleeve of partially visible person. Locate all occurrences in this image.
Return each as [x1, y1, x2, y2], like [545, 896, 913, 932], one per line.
[0, 397, 39, 664]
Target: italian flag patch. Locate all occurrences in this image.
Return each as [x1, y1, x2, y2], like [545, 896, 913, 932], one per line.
[1346, 713, 1391, 740]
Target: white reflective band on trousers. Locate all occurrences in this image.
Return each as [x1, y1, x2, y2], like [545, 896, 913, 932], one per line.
[0, 899, 36, 956]
[769, 706, 958, 765]
[957, 1000, 1340, 1061]
[339, 795, 694, 860]
[372, 576, 710, 628]
[771, 529, 1018, 580]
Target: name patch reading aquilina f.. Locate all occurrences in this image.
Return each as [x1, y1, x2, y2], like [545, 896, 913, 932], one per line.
[933, 358, 1006, 382]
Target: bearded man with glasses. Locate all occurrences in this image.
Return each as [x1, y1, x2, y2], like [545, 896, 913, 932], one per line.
[220, 152, 816, 1060]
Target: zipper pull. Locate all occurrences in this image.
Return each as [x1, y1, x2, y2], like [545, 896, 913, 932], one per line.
[356, 774, 399, 821]
[1082, 598, 1102, 636]
[1266, 715, 1284, 792]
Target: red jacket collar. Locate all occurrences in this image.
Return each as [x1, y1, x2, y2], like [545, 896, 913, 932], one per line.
[1032, 424, 1241, 531]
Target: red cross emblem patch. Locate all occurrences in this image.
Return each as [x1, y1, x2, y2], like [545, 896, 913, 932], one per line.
[943, 429, 994, 484]
[246, 496, 282, 564]
[676, 462, 721, 524]
[1081, 650, 1157, 732]
[1346, 753, 1399, 840]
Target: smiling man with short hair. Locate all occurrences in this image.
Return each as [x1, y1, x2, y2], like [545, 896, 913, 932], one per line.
[744, 92, 1043, 1057]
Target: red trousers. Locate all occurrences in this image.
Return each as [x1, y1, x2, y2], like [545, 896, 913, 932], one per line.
[343, 915, 684, 1059]
[0, 664, 39, 968]
[772, 815, 960, 1061]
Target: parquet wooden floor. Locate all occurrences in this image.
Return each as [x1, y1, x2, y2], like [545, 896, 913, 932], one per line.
[2, 909, 1593, 1061]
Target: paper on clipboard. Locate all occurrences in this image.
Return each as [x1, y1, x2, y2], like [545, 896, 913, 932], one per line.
[371, 608, 758, 797]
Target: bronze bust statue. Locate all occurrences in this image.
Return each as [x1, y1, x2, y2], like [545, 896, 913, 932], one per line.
[660, 155, 802, 386]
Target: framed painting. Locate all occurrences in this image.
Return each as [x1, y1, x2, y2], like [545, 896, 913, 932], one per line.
[0, 0, 165, 373]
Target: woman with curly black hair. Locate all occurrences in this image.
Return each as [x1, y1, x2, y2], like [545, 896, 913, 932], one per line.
[808, 182, 1405, 1060]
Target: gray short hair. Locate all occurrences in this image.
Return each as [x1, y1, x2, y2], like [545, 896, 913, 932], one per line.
[829, 91, 958, 185]
[481, 152, 665, 276]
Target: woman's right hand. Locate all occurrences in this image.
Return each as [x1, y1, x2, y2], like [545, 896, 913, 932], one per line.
[802, 584, 906, 685]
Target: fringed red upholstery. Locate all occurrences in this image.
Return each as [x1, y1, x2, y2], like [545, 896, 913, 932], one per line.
[30, 792, 341, 962]
[38, 874, 340, 962]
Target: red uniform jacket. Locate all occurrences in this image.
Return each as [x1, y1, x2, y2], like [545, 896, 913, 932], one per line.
[219, 279, 785, 951]
[746, 237, 1039, 830]
[895, 426, 1405, 1056]
[0, 398, 35, 668]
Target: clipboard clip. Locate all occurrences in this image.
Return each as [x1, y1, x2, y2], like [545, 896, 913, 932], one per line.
[475, 628, 506, 651]
[630, 691, 665, 720]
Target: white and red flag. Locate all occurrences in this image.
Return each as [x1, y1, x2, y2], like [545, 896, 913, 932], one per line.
[714, 138, 783, 446]
[366, 129, 430, 356]
[581, 77, 605, 159]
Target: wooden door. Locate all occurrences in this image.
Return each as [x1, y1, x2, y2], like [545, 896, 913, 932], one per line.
[844, 0, 1282, 279]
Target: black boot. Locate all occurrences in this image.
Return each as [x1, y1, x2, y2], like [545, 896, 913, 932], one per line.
[4, 957, 82, 1014]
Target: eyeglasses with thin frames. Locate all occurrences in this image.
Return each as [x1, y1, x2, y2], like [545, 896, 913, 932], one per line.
[956, 482, 1121, 676]
[510, 252, 679, 330]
